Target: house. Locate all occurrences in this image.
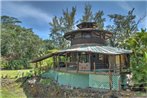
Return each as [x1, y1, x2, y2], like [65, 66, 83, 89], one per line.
[31, 22, 132, 90]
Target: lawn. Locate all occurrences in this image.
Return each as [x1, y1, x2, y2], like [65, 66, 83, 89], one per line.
[0, 69, 33, 98]
[0, 69, 33, 79]
[0, 79, 27, 98]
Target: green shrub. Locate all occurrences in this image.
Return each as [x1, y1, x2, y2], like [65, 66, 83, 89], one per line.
[39, 78, 52, 85]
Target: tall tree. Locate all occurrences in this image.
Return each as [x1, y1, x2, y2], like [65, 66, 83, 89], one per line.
[1, 15, 21, 25]
[49, 7, 76, 49]
[93, 11, 105, 30]
[62, 7, 76, 32]
[81, 4, 93, 22]
[80, 5, 105, 30]
[107, 8, 139, 47]
[49, 16, 63, 49]
[1, 16, 44, 69]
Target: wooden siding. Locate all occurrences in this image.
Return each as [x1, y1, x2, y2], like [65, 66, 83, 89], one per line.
[71, 37, 106, 45]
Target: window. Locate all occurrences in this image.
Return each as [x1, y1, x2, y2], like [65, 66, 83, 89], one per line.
[83, 33, 91, 38]
[75, 33, 81, 38]
[99, 54, 103, 61]
[79, 53, 89, 63]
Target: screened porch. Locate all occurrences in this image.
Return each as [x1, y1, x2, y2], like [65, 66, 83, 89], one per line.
[53, 52, 130, 74]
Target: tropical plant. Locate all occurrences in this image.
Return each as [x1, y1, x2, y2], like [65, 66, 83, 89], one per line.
[49, 7, 76, 49]
[120, 29, 147, 88]
[107, 8, 140, 47]
[1, 16, 45, 69]
[81, 4, 93, 22]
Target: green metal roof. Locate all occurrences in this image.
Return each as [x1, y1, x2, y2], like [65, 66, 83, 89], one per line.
[30, 45, 132, 63]
[59, 45, 132, 55]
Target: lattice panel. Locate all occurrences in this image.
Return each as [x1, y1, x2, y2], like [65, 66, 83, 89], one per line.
[112, 74, 120, 90]
[42, 70, 121, 90]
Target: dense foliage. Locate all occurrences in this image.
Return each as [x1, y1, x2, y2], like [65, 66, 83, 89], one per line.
[106, 8, 139, 47]
[1, 16, 45, 69]
[120, 29, 147, 85]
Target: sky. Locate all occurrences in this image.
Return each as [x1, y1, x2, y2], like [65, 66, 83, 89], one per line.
[1, 0, 147, 40]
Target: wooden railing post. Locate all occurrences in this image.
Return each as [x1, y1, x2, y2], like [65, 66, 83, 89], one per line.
[66, 62, 68, 71]
[119, 55, 122, 73]
[109, 64, 112, 90]
[66, 53, 68, 71]
[77, 52, 79, 73]
[89, 52, 91, 71]
[58, 55, 60, 70]
[94, 62, 96, 74]
[76, 62, 79, 73]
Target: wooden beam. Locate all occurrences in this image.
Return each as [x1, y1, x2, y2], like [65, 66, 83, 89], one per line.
[94, 62, 96, 74]
[55, 55, 57, 70]
[108, 55, 112, 90]
[58, 55, 60, 70]
[109, 71, 112, 90]
[127, 54, 130, 68]
[65, 53, 68, 71]
[76, 52, 79, 73]
[93, 32, 100, 37]
[119, 55, 122, 73]
[89, 52, 91, 71]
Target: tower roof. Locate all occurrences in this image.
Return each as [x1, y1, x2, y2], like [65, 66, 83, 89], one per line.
[77, 22, 97, 29]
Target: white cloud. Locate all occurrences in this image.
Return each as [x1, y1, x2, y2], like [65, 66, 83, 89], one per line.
[117, 1, 132, 11]
[116, 1, 147, 29]
[2, 2, 52, 24]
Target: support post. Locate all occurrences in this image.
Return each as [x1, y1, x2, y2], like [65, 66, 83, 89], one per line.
[54, 55, 56, 70]
[66, 53, 68, 71]
[119, 55, 122, 73]
[109, 71, 112, 90]
[94, 62, 96, 74]
[109, 56, 112, 90]
[76, 52, 79, 73]
[58, 55, 60, 70]
[89, 52, 91, 71]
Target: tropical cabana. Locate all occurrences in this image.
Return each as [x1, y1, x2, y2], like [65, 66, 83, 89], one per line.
[31, 22, 132, 90]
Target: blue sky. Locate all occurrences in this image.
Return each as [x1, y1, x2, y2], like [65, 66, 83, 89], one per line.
[1, 1, 147, 39]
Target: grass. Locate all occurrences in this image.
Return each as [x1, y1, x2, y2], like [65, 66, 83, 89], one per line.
[0, 69, 33, 98]
[0, 69, 33, 79]
[135, 91, 147, 97]
[0, 79, 27, 98]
